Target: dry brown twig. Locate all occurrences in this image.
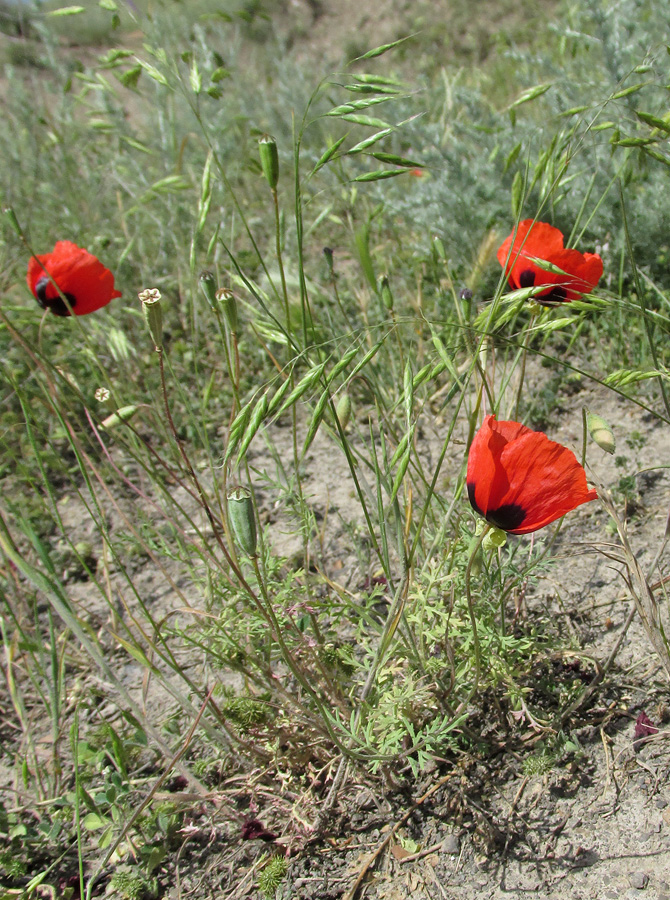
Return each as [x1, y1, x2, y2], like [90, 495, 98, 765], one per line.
[342, 772, 454, 900]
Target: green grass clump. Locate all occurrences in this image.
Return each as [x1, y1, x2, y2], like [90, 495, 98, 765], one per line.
[258, 854, 288, 898]
[109, 868, 157, 900]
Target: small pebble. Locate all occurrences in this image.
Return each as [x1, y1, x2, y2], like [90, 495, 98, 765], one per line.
[628, 872, 649, 890]
[655, 797, 668, 809]
[442, 834, 460, 855]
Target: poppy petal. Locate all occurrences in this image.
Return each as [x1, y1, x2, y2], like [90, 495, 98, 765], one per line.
[27, 241, 121, 316]
[497, 220, 603, 302]
[467, 415, 597, 535]
[466, 416, 531, 517]
[496, 431, 598, 533]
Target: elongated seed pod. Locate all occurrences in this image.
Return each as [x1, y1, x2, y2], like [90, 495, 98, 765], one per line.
[259, 134, 279, 189]
[228, 486, 258, 557]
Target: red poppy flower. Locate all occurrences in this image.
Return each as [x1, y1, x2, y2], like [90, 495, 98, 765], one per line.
[497, 219, 603, 304]
[27, 241, 121, 316]
[467, 415, 597, 534]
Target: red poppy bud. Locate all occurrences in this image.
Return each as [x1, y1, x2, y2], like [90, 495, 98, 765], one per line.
[467, 415, 597, 534]
[27, 241, 121, 317]
[497, 220, 603, 304]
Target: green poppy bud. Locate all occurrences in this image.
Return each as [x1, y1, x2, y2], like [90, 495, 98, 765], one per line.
[74, 540, 94, 560]
[139, 288, 163, 351]
[483, 527, 507, 551]
[335, 393, 352, 430]
[323, 247, 335, 278]
[216, 287, 238, 334]
[227, 486, 257, 557]
[3, 206, 22, 238]
[199, 271, 217, 310]
[587, 411, 615, 454]
[379, 274, 394, 311]
[259, 134, 279, 190]
[101, 405, 140, 430]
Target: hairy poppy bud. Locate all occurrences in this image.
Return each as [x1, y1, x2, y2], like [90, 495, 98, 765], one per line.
[379, 274, 393, 311]
[335, 393, 352, 430]
[483, 527, 507, 551]
[139, 288, 163, 351]
[216, 287, 238, 334]
[228, 486, 257, 557]
[587, 411, 615, 454]
[101, 405, 140, 430]
[323, 247, 335, 281]
[3, 206, 22, 238]
[259, 134, 279, 190]
[199, 271, 217, 310]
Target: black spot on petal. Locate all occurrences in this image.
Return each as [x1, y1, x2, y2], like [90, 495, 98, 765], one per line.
[518, 269, 536, 288]
[467, 481, 483, 516]
[35, 276, 77, 317]
[539, 286, 567, 305]
[486, 503, 526, 532]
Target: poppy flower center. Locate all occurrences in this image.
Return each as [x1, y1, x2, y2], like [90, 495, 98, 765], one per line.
[484, 503, 526, 532]
[35, 276, 77, 317]
[467, 484, 527, 532]
[539, 286, 567, 305]
[518, 269, 535, 288]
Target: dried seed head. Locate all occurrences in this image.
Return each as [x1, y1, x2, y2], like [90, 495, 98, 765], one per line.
[95, 387, 111, 403]
[216, 287, 238, 334]
[139, 288, 163, 351]
[587, 411, 615, 455]
[258, 134, 279, 190]
[227, 486, 257, 557]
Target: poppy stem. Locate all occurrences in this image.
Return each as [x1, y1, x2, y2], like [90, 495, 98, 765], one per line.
[457, 524, 490, 716]
[512, 308, 537, 420]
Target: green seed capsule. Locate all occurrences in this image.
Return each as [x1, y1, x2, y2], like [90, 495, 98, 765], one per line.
[335, 393, 352, 430]
[101, 405, 140, 430]
[216, 287, 238, 334]
[259, 134, 279, 190]
[228, 486, 258, 557]
[199, 271, 217, 310]
[3, 206, 22, 238]
[74, 540, 94, 561]
[379, 274, 394, 311]
[139, 288, 163, 351]
[587, 411, 615, 454]
[483, 527, 507, 551]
